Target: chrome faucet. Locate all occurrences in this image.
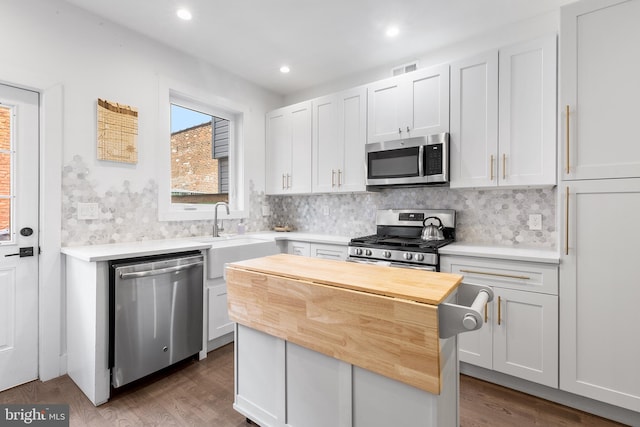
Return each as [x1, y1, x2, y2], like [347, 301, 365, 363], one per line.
[213, 202, 230, 237]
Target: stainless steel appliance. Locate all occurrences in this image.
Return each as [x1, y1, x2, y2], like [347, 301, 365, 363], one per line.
[365, 133, 449, 189]
[109, 251, 204, 388]
[348, 209, 455, 271]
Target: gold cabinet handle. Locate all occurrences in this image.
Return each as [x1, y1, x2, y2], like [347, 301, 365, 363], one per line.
[565, 186, 570, 255]
[484, 302, 488, 323]
[331, 170, 336, 187]
[502, 153, 506, 180]
[566, 105, 570, 174]
[490, 155, 494, 181]
[287, 174, 291, 189]
[338, 169, 342, 186]
[459, 269, 530, 280]
[282, 174, 286, 190]
[497, 296, 502, 326]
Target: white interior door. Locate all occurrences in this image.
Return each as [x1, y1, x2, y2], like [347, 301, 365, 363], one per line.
[0, 83, 39, 391]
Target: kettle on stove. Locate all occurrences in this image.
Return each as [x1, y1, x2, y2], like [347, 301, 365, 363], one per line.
[421, 216, 445, 241]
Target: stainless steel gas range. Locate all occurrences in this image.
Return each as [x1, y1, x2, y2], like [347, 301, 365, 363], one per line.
[347, 209, 456, 272]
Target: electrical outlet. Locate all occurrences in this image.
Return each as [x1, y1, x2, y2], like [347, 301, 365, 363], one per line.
[322, 206, 330, 216]
[77, 202, 100, 220]
[261, 204, 271, 216]
[528, 214, 542, 231]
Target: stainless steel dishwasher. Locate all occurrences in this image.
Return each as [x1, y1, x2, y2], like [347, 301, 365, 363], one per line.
[109, 251, 204, 388]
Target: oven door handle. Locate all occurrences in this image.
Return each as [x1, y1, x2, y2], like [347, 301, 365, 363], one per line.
[438, 282, 494, 339]
[418, 145, 424, 177]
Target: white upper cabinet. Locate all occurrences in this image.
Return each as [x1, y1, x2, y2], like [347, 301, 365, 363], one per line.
[562, 0, 640, 180]
[450, 36, 557, 188]
[499, 36, 557, 186]
[450, 51, 499, 188]
[312, 87, 367, 193]
[265, 101, 312, 195]
[367, 64, 449, 144]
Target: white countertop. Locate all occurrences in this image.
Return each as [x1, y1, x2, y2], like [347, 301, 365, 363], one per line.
[61, 238, 214, 262]
[61, 232, 558, 264]
[439, 243, 559, 264]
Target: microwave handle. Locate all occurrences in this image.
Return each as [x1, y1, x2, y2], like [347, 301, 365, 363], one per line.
[418, 145, 424, 177]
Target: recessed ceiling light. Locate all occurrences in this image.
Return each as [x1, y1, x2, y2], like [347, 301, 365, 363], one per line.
[176, 8, 192, 21]
[280, 65, 290, 74]
[386, 26, 400, 38]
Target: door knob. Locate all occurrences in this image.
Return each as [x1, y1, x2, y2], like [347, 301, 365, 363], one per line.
[20, 227, 33, 236]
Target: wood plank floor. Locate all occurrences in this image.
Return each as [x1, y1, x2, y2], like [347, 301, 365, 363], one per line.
[0, 343, 625, 427]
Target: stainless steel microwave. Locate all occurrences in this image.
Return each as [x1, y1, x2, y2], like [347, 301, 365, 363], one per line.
[365, 133, 449, 188]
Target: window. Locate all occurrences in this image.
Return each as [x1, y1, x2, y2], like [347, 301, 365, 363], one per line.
[158, 83, 246, 221]
[170, 104, 229, 204]
[0, 105, 13, 242]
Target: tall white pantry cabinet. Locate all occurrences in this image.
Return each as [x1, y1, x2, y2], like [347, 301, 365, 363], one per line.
[560, 0, 640, 412]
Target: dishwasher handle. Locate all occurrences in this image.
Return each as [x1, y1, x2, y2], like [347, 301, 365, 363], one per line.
[119, 260, 203, 280]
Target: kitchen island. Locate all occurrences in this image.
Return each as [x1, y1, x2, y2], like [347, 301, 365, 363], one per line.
[226, 254, 488, 427]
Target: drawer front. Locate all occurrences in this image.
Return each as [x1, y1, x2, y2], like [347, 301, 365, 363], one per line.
[310, 243, 348, 260]
[441, 256, 558, 295]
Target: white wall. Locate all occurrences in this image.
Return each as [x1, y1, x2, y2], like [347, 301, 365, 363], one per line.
[284, 11, 560, 104]
[0, 0, 282, 380]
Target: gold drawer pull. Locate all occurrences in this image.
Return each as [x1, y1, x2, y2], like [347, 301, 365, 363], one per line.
[497, 296, 502, 326]
[484, 302, 488, 323]
[459, 269, 530, 280]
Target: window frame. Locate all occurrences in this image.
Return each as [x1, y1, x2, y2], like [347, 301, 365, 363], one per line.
[0, 104, 16, 245]
[158, 79, 246, 221]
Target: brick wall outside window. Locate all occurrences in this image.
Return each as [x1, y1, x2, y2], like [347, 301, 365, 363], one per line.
[0, 107, 11, 233]
[171, 122, 227, 203]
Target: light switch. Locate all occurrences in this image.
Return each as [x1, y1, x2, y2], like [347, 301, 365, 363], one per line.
[77, 202, 100, 220]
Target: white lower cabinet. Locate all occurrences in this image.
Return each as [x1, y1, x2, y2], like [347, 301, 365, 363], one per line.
[234, 324, 457, 427]
[287, 241, 311, 257]
[441, 256, 558, 388]
[207, 280, 234, 341]
[288, 240, 347, 260]
[310, 243, 348, 260]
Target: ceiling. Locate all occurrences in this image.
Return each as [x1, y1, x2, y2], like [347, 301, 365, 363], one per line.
[64, 0, 573, 95]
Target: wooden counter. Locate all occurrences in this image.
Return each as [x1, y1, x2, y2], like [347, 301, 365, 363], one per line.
[226, 254, 463, 395]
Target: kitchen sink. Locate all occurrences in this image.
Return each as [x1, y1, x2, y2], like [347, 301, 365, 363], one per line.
[200, 236, 278, 279]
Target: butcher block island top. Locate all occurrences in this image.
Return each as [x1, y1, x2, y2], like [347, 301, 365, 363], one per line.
[226, 254, 463, 395]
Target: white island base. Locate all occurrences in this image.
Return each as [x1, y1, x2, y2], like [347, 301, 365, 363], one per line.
[234, 324, 459, 427]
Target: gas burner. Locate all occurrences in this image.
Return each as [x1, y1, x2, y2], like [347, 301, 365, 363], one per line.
[348, 209, 456, 271]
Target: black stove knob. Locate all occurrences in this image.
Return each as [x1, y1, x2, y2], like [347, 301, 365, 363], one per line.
[403, 253, 413, 261]
[365, 249, 372, 256]
[383, 251, 391, 258]
[415, 254, 424, 262]
[355, 248, 363, 256]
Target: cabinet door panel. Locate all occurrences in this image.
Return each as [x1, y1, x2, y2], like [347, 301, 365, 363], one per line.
[562, 0, 640, 180]
[289, 103, 312, 193]
[312, 95, 339, 193]
[339, 88, 366, 192]
[450, 51, 498, 188]
[493, 288, 558, 388]
[367, 79, 403, 143]
[265, 110, 290, 195]
[561, 179, 640, 410]
[499, 36, 556, 186]
[407, 64, 450, 137]
[208, 284, 233, 341]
